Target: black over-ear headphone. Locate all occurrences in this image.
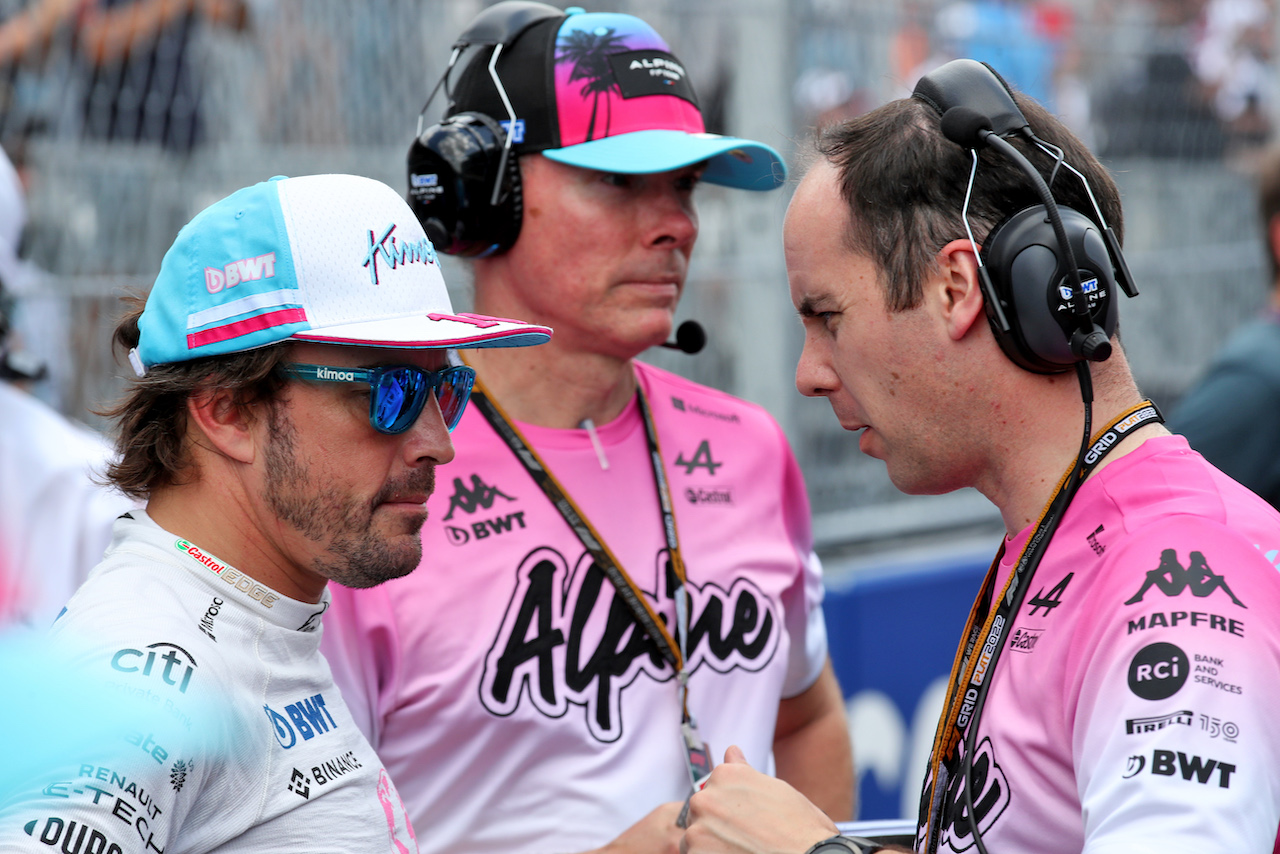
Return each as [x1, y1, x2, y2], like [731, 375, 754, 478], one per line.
[913, 59, 1140, 374]
[407, 1, 563, 257]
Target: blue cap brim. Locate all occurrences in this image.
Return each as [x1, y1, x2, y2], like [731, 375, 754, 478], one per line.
[542, 130, 787, 191]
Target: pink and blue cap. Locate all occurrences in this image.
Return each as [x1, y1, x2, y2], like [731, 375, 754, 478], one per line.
[130, 174, 550, 374]
[448, 8, 786, 190]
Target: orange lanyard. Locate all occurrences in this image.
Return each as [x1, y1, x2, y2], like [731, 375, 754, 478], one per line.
[918, 400, 1164, 852]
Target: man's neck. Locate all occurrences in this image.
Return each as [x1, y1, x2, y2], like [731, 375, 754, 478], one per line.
[146, 481, 327, 604]
[467, 343, 639, 430]
[974, 367, 1168, 537]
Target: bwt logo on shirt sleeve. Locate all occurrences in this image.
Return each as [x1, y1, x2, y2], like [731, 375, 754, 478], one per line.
[204, 252, 276, 294]
[264, 693, 338, 749]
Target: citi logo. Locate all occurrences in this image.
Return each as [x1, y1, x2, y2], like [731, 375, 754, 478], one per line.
[111, 642, 197, 693]
[204, 252, 276, 294]
[316, 366, 356, 382]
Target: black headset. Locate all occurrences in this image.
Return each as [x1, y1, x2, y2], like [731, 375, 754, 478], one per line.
[406, 1, 564, 258]
[913, 59, 1140, 374]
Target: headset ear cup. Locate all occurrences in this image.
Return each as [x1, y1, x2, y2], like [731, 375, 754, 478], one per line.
[406, 112, 523, 257]
[981, 205, 1118, 374]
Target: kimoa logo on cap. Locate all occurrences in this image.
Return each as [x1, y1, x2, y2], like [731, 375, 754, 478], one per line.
[205, 252, 277, 294]
[362, 223, 438, 286]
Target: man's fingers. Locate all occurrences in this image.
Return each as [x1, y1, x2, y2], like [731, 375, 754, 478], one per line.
[723, 744, 748, 765]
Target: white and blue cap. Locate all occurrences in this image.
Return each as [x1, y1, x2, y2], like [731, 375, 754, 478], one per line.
[130, 173, 551, 374]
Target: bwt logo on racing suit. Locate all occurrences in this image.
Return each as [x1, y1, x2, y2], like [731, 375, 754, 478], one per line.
[480, 546, 780, 742]
[264, 692, 339, 749]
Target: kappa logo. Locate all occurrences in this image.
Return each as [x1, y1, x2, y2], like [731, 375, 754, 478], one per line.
[443, 474, 516, 520]
[675, 440, 723, 475]
[1125, 549, 1246, 608]
[480, 546, 779, 742]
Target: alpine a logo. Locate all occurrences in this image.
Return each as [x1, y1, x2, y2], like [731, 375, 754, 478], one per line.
[480, 546, 779, 742]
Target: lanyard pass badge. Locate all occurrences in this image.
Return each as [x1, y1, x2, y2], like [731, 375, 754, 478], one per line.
[682, 718, 712, 791]
[676, 718, 713, 830]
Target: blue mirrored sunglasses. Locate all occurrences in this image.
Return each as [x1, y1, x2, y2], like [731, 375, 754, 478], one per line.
[284, 363, 476, 434]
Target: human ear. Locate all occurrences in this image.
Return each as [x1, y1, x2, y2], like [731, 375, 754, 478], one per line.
[933, 239, 987, 342]
[186, 388, 260, 465]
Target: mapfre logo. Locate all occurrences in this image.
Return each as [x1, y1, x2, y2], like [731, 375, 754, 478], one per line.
[480, 546, 779, 742]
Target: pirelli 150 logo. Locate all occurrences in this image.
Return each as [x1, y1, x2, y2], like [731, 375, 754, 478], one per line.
[480, 546, 779, 742]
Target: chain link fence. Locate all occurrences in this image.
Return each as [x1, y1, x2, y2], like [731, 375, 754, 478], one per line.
[3, 0, 1275, 552]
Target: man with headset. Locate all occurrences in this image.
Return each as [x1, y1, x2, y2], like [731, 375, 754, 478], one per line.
[320, 4, 853, 853]
[679, 61, 1280, 854]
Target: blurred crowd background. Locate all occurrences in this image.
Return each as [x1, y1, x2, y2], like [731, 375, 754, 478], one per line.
[2, 0, 1276, 564]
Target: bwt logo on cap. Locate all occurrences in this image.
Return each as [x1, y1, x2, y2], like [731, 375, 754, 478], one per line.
[205, 252, 277, 294]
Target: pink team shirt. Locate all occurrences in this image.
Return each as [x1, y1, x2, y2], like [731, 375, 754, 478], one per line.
[323, 362, 827, 854]
[925, 435, 1280, 853]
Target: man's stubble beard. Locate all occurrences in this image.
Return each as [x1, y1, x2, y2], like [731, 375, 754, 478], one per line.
[263, 406, 433, 589]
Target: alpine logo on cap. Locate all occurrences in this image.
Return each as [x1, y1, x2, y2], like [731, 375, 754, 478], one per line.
[362, 223, 439, 285]
[608, 50, 697, 105]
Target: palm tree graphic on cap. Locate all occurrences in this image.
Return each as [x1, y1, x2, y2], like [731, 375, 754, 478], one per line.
[558, 27, 626, 140]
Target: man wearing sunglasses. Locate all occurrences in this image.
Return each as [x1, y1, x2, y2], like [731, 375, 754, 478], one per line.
[321, 5, 853, 854]
[0, 173, 549, 852]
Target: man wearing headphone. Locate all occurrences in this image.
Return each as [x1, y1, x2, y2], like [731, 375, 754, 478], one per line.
[680, 61, 1280, 854]
[320, 4, 853, 853]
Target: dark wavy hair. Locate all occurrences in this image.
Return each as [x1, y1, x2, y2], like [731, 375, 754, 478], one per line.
[815, 90, 1125, 312]
[100, 296, 292, 499]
